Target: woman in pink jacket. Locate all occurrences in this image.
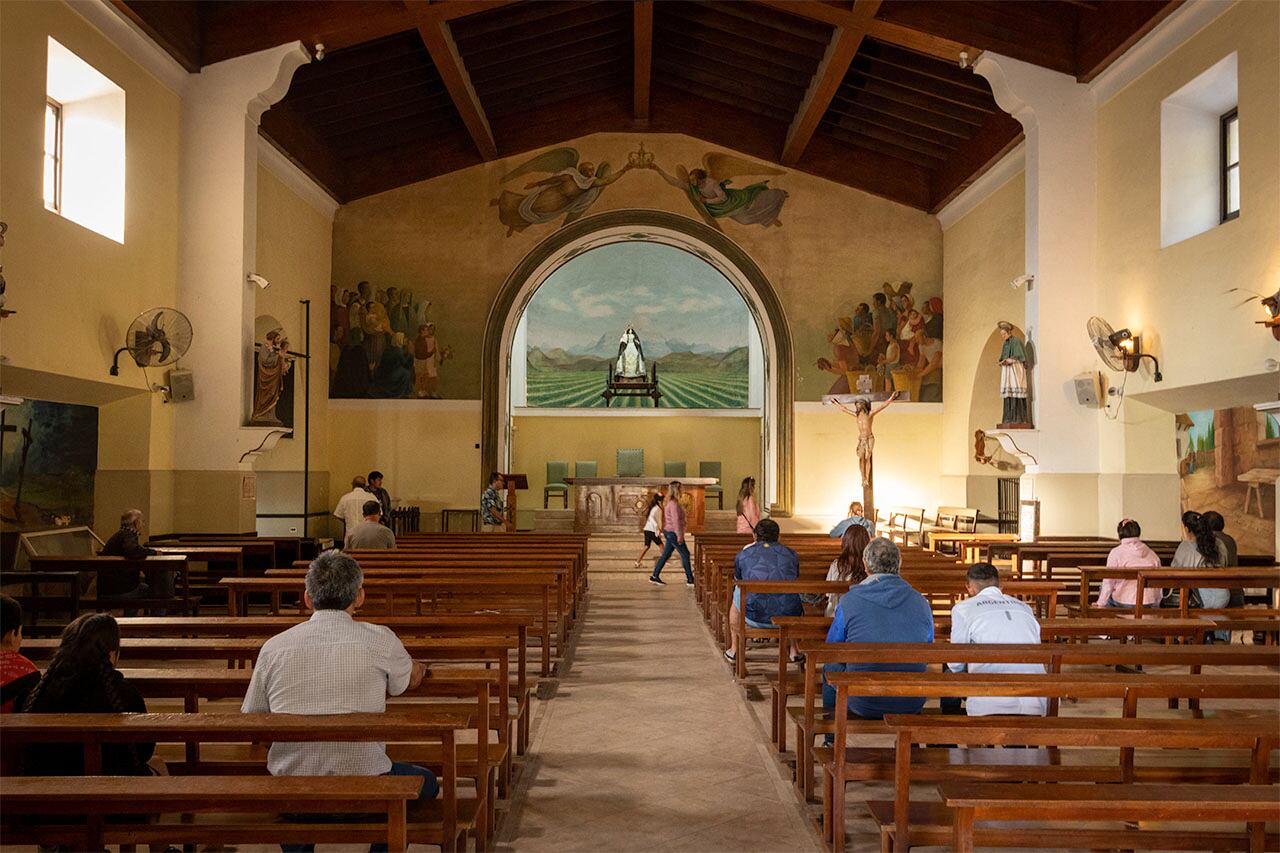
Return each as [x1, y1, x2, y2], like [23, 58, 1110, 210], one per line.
[649, 481, 693, 586]
[1096, 518, 1163, 608]
[735, 477, 761, 534]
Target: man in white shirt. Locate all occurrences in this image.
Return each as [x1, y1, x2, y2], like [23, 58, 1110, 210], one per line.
[947, 562, 1047, 717]
[241, 551, 433, 853]
[333, 475, 374, 538]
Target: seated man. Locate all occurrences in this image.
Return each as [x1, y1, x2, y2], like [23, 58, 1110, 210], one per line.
[345, 500, 397, 550]
[830, 500, 875, 538]
[241, 551, 435, 853]
[945, 562, 1046, 717]
[99, 508, 171, 615]
[725, 519, 803, 664]
[823, 537, 933, 718]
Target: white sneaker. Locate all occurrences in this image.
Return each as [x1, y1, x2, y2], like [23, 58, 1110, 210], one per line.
[685, 582, 695, 588]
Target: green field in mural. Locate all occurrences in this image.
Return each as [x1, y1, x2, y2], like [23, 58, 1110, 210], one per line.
[527, 369, 748, 409]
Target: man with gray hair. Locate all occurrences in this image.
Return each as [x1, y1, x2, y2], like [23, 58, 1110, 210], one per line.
[242, 551, 434, 852]
[823, 537, 933, 718]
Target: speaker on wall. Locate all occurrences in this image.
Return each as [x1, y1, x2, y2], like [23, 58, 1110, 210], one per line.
[167, 368, 195, 402]
[1073, 372, 1102, 408]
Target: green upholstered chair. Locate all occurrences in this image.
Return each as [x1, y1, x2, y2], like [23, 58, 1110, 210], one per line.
[663, 461, 687, 478]
[544, 460, 569, 508]
[699, 461, 724, 509]
[616, 448, 645, 478]
[574, 460, 598, 478]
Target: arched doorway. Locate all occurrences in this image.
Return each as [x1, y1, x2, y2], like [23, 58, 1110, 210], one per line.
[481, 210, 795, 515]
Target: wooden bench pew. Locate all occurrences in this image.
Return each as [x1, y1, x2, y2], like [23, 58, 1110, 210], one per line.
[222, 574, 561, 676]
[392, 534, 589, 595]
[20, 555, 196, 616]
[826, 673, 1280, 851]
[150, 545, 245, 605]
[1135, 567, 1280, 617]
[730, 580, 852, 679]
[346, 546, 587, 607]
[152, 532, 307, 566]
[880, 715, 1279, 853]
[789, 641, 1280, 804]
[0, 711, 475, 851]
[150, 538, 279, 571]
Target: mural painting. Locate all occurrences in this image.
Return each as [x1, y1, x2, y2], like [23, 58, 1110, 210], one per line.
[522, 242, 753, 409]
[0, 399, 98, 531]
[816, 281, 944, 401]
[329, 283, 453, 399]
[1178, 406, 1277, 557]
[492, 144, 790, 235]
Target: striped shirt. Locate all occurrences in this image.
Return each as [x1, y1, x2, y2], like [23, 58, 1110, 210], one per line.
[241, 609, 413, 776]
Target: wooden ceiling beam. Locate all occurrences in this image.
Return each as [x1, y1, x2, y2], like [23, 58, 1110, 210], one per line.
[847, 77, 987, 125]
[861, 40, 991, 92]
[778, 0, 882, 166]
[429, 0, 525, 24]
[634, 0, 653, 123]
[828, 99, 967, 144]
[1075, 0, 1183, 83]
[928, 109, 1024, 211]
[831, 88, 973, 137]
[413, 7, 498, 161]
[849, 60, 996, 112]
[873, 2, 1076, 76]
[865, 20, 979, 65]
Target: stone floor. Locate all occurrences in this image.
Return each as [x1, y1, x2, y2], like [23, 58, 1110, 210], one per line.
[497, 577, 822, 852]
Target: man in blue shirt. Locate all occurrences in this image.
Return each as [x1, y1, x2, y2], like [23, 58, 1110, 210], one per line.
[725, 519, 804, 664]
[824, 537, 933, 718]
[829, 500, 875, 538]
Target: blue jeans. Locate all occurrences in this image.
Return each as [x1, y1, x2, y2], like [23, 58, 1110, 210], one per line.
[280, 761, 439, 853]
[652, 531, 692, 582]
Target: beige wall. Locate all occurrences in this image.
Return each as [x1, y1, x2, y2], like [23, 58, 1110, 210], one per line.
[939, 171, 1027, 519]
[252, 164, 335, 534]
[331, 132, 942, 402]
[511, 413, 761, 506]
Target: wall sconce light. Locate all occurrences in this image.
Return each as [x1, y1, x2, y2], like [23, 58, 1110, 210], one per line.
[1108, 328, 1163, 381]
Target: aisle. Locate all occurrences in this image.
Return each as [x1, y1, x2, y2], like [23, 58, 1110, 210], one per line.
[498, 578, 821, 852]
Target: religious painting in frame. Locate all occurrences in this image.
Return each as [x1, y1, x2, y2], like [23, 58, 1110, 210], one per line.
[1177, 406, 1277, 557]
[0, 399, 98, 532]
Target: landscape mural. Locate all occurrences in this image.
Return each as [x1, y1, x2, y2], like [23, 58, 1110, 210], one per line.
[1178, 406, 1277, 556]
[522, 241, 753, 409]
[0, 399, 98, 532]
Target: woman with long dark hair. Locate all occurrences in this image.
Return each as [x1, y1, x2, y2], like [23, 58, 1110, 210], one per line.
[735, 477, 761, 534]
[22, 613, 159, 776]
[822, 524, 871, 615]
[1173, 510, 1229, 610]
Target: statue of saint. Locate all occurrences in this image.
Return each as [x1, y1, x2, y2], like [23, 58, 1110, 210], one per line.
[251, 328, 294, 425]
[997, 321, 1031, 427]
[615, 325, 646, 378]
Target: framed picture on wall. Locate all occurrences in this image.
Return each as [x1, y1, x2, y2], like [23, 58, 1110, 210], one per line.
[1018, 499, 1040, 543]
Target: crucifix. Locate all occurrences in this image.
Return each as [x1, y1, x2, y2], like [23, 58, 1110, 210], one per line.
[830, 391, 899, 524]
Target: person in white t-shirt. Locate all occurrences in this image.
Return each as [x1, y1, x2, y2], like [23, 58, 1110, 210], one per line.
[634, 492, 665, 570]
[333, 476, 375, 538]
[946, 562, 1046, 717]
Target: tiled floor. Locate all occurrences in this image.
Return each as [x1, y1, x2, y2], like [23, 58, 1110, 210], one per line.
[498, 578, 822, 852]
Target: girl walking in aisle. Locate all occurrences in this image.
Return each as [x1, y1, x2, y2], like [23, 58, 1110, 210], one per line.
[634, 492, 665, 569]
[736, 477, 761, 533]
[649, 481, 693, 586]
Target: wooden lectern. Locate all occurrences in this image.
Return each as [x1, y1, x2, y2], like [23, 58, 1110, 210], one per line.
[501, 473, 528, 532]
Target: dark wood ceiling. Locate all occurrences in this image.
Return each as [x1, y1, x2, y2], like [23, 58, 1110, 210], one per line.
[115, 0, 1180, 212]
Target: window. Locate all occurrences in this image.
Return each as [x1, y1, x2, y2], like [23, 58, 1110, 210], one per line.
[1221, 108, 1239, 222]
[43, 98, 63, 212]
[45, 38, 126, 243]
[1159, 53, 1237, 247]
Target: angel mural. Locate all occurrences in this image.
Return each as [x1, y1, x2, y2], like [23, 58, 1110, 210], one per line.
[492, 147, 636, 236]
[646, 152, 788, 230]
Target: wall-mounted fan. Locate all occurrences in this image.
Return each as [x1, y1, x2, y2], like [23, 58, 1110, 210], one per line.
[110, 307, 193, 375]
[1087, 315, 1162, 382]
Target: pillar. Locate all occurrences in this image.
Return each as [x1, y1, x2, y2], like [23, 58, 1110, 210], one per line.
[975, 54, 1102, 534]
[171, 43, 309, 532]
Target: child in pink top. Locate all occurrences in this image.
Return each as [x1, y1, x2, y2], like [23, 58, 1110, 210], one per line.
[1096, 518, 1163, 607]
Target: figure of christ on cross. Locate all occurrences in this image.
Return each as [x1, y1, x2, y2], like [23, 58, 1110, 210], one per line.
[830, 392, 899, 517]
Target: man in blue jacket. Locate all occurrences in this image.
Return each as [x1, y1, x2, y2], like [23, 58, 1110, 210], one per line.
[823, 537, 933, 718]
[725, 519, 804, 665]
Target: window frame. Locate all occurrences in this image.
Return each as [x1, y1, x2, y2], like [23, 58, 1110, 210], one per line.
[44, 96, 63, 214]
[1220, 107, 1239, 223]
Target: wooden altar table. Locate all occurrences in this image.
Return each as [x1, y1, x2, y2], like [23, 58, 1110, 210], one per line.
[563, 477, 718, 534]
